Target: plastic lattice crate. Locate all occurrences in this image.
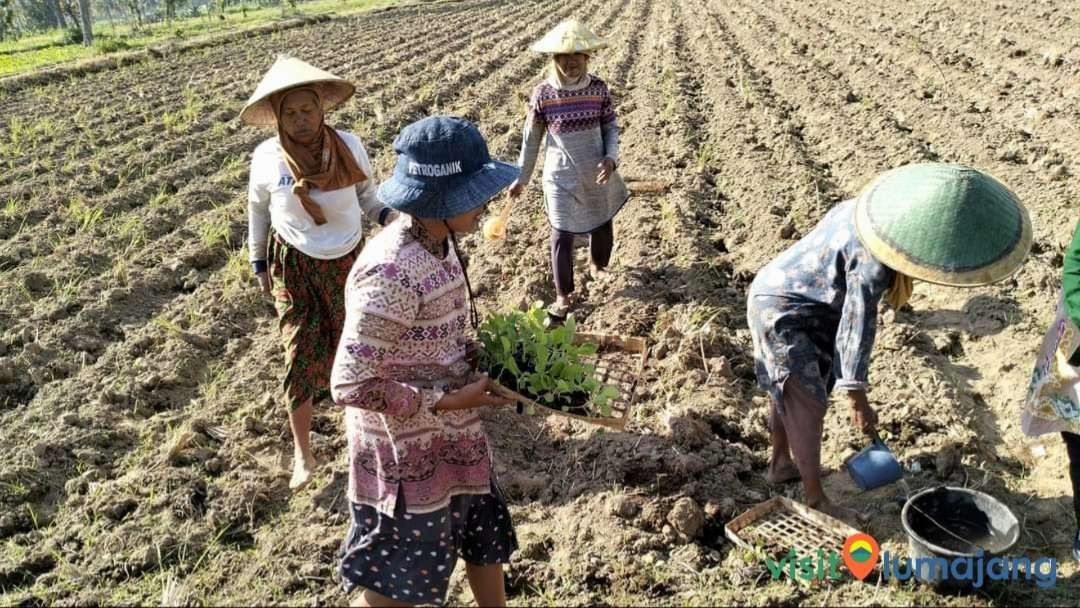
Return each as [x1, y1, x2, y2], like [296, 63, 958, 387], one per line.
[725, 496, 861, 559]
[491, 332, 647, 430]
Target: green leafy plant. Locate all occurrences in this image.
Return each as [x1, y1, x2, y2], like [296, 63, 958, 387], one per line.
[478, 302, 619, 418]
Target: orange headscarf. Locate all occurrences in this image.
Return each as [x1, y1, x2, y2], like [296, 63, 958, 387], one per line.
[273, 87, 366, 225]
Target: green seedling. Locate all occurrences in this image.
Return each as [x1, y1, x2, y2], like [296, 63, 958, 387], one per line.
[478, 302, 619, 418]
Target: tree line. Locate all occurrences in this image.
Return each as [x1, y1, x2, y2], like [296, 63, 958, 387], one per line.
[0, 0, 293, 44]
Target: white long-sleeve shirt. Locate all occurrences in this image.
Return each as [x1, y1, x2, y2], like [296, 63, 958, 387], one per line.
[247, 130, 384, 261]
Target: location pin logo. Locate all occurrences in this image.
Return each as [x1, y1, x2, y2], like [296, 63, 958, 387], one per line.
[843, 533, 879, 581]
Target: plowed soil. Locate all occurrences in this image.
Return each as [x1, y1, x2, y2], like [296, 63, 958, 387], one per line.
[1, 0, 1079, 604]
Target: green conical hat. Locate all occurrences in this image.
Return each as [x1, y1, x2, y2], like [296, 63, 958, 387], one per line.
[854, 163, 1031, 286]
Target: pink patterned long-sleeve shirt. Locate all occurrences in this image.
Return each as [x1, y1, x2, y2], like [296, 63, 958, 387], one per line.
[331, 216, 492, 515]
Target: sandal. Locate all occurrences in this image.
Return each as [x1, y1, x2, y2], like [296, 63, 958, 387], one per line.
[546, 299, 571, 320]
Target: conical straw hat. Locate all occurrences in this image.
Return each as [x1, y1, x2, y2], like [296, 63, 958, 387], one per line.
[531, 19, 608, 54]
[239, 55, 355, 126]
[854, 163, 1032, 287]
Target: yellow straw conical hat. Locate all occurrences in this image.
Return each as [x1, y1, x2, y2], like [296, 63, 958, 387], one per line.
[239, 55, 355, 126]
[531, 19, 608, 54]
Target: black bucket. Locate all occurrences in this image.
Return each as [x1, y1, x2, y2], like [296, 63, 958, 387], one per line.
[900, 486, 1019, 589]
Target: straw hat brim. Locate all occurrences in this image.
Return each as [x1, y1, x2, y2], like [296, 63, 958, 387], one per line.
[853, 166, 1032, 287]
[531, 20, 608, 54]
[240, 79, 355, 126]
[239, 56, 355, 126]
[531, 38, 609, 54]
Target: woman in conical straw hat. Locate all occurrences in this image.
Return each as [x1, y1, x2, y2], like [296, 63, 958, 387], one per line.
[746, 163, 1031, 523]
[240, 55, 397, 491]
[508, 19, 630, 319]
[331, 116, 519, 607]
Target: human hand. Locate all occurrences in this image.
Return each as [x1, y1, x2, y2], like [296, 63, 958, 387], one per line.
[256, 272, 272, 299]
[508, 182, 525, 198]
[434, 373, 513, 411]
[596, 158, 616, 185]
[847, 390, 878, 435]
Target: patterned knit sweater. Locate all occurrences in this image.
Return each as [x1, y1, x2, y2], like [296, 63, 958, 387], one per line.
[517, 75, 630, 233]
[331, 216, 492, 515]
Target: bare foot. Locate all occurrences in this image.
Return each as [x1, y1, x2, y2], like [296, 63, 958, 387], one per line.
[589, 264, 612, 281]
[765, 459, 801, 484]
[811, 499, 868, 525]
[289, 451, 316, 491]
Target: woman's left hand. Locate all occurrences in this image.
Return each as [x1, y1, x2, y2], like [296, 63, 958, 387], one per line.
[596, 158, 616, 185]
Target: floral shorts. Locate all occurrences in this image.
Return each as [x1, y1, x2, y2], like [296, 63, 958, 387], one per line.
[339, 483, 517, 605]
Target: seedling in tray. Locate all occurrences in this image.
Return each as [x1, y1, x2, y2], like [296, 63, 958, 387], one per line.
[477, 302, 620, 418]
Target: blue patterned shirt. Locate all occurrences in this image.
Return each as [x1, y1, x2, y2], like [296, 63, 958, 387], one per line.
[747, 200, 895, 407]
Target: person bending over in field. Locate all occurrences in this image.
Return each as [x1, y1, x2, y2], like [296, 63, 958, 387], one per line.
[748, 164, 1030, 523]
[508, 19, 630, 319]
[331, 116, 518, 607]
[240, 55, 397, 491]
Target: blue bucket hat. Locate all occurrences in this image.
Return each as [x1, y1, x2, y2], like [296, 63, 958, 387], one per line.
[377, 116, 520, 219]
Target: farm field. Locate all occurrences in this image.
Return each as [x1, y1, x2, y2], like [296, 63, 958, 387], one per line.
[0, 0, 1079, 604]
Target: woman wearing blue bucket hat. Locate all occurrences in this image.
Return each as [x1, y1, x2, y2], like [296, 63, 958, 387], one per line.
[331, 116, 519, 607]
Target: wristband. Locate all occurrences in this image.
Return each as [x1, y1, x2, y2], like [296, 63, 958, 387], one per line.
[252, 260, 268, 274]
[378, 207, 393, 226]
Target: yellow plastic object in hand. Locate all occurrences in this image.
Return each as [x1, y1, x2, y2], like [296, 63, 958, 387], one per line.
[483, 198, 512, 241]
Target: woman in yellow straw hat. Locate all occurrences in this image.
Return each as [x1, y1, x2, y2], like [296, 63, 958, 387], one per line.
[747, 163, 1031, 523]
[240, 55, 397, 491]
[508, 19, 630, 319]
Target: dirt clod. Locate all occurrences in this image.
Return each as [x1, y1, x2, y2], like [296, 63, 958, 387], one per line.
[935, 444, 962, 480]
[21, 272, 52, 294]
[101, 388, 129, 405]
[779, 221, 798, 239]
[608, 494, 643, 519]
[667, 496, 705, 540]
[667, 415, 713, 449]
[708, 356, 734, 378]
[103, 498, 138, 522]
[204, 457, 224, 475]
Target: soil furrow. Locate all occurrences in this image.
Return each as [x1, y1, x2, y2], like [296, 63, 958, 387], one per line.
[785, 0, 1079, 164]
